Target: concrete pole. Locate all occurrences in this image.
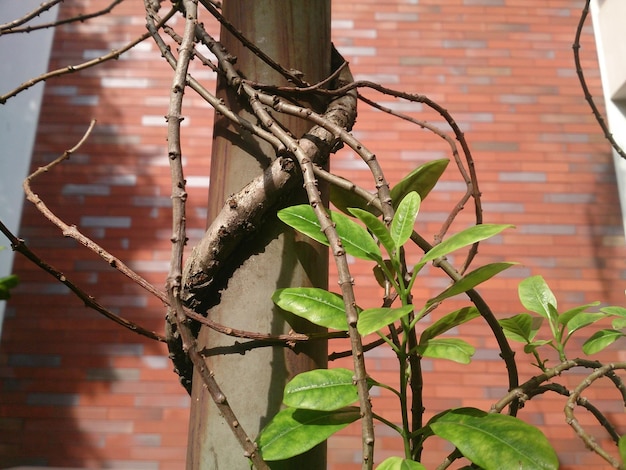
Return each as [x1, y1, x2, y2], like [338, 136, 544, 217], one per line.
[187, 1, 331, 468]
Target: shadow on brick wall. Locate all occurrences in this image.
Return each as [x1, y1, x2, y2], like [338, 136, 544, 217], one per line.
[0, 2, 190, 468]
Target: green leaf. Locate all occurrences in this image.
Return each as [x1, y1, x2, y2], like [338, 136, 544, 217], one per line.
[428, 263, 515, 305]
[498, 313, 539, 343]
[565, 312, 606, 338]
[272, 288, 349, 331]
[558, 302, 600, 325]
[524, 340, 552, 354]
[518, 275, 557, 320]
[332, 210, 383, 262]
[0, 274, 19, 289]
[420, 224, 512, 265]
[284, 369, 358, 411]
[349, 207, 395, 256]
[613, 317, 626, 329]
[278, 205, 382, 262]
[257, 407, 360, 461]
[377, 456, 426, 470]
[278, 204, 329, 245]
[418, 338, 475, 364]
[357, 305, 414, 336]
[431, 408, 558, 470]
[601, 306, 626, 317]
[619, 434, 626, 465]
[420, 307, 479, 343]
[582, 329, 625, 355]
[390, 192, 420, 249]
[330, 183, 381, 217]
[390, 159, 449, 206]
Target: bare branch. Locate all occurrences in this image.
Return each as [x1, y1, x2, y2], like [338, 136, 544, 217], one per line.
[0, 6, 177, 104]
[0, 219, 164, 343]
[573, 0, 626, 160]
[0, 0, 125, 35]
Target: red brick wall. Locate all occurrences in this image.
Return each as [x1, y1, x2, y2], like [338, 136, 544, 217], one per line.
[1, 0, 625, 469]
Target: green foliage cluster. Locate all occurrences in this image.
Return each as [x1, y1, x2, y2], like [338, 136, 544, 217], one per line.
[253, 159, 626, 469]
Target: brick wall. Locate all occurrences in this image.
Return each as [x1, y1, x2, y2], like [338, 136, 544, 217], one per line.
[1, 0, 625, 469]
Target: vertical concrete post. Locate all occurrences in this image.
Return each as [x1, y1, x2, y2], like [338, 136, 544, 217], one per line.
[187, 1, 331, 468]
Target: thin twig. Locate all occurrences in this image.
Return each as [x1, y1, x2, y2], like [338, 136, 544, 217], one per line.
[1, 0, 125, 35]
[161, 0, 267, 466]
[0, 6, 176, 104]
[0, 0, 62, 32]
[573, 0, 626, 160]
[0, 218, 165, 342]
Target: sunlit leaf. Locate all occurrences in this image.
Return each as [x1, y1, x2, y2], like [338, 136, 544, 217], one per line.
[582, 329, 625, 355]
[357, 305, 414, 336]
[272, 287, 350, 331]
[420, 224, 512, 265]
[390, 159, 449, 206]
[601, 306, 626, 317]
[278, 204, 329, 245]
[499, 313, 539, 343]
[350, 207, 395, 256]
[565, 312, 606, 338]
[613, 317, 626, 329]
[558, 302, 600, 325]
[390, 192, 420, 249]
[284, 368, 358, 411]
[518, 275, 557, 320]
[431, 408, 558, 470]
[377, 456, 426, 470]
[257, 407, 360, 461]
[420, 307, 479, 343]
[278, 205, 382, 262]
[428, 263, 515, 305]
[332, 210, 383, 262]
[418, 338, 475, 364]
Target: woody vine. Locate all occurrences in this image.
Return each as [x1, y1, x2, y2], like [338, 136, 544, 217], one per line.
[1, 0, 626, 469]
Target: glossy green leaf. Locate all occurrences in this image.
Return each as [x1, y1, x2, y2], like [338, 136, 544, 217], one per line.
[420, 307, 479, 343]
[518, 275, 557, 320]
[390, 192, 420, 249]
[558, 302, 600, 325]
[349, 207, 395, 256]
[357, 305, 414, 336]
[428, 263, 515, 305]
[272, 287, 349, 331]
[377, 457, 426, 470]
[601, 306, 626, 317]
[431, 408, 558, 470]
[565, 312, 605, 338]
[390, 159, 449, 207]
[284, 368, 358, 411]
[420, 224, 512, 265]
[418, 338, 475, 364]
[330, 183, 381, 217]
[257, 407, 360, 461]
[332, 210, 383, 262]
[582, 329, 625, 355]
[613, 317, 626, 329]
[278, 205, 382, 262]
[499, 313, 539, 343]
[278, 204, 329, 245]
